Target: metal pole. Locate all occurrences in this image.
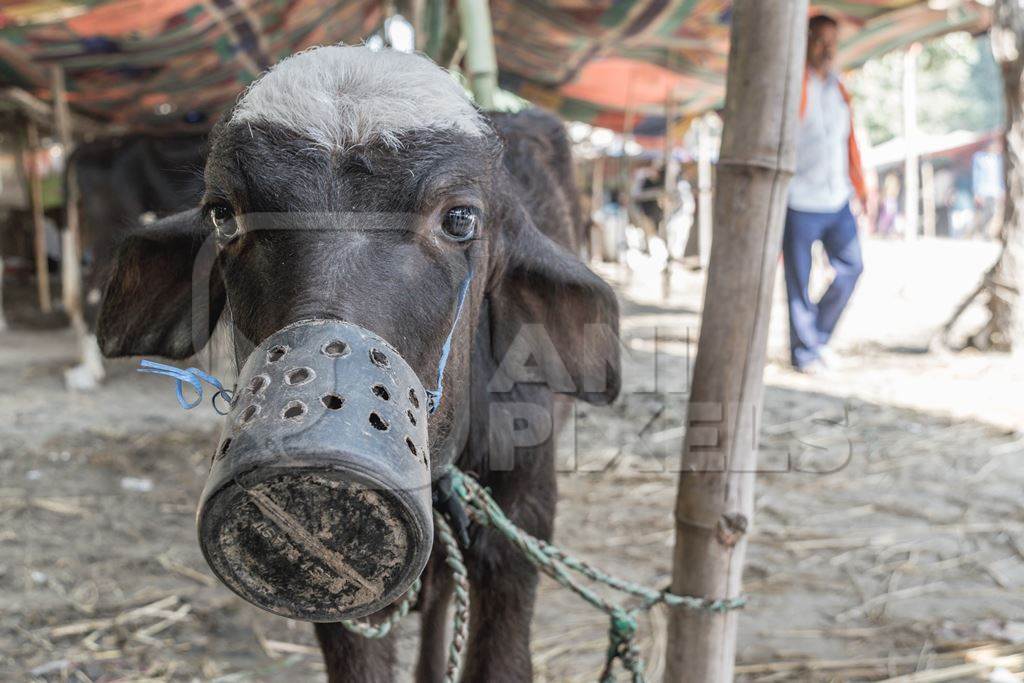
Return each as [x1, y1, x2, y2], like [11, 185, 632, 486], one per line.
[25, 120, 52, 314]
[457, 0, 498, 109]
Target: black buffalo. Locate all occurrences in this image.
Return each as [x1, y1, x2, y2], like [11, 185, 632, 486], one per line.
[97, 46, 620, 682]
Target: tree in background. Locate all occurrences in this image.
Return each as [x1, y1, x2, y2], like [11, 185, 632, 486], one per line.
[942, 0, 1024, 351]
[852, 32, 1003, 146]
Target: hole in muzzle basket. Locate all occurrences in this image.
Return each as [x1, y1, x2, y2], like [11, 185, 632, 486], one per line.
[321, 393, 345, 410]
[369, 412, 389, 431]
[282, 400, 307, 420]
[285, 367, 314, 386]
[322, 339, 349, 357]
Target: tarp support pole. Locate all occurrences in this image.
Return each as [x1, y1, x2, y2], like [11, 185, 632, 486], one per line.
[25, 120, 51, 314]
[52, 66, 85, 337]
[457, 0, 498, 109]
[591, 157, 606, 261]
[662, 95, 678, 298]
[697, 115, 714, 269]
[903, 42, 921, 241]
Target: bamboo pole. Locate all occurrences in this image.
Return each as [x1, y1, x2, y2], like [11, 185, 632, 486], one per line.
[52, 66, 85, 336]
[25, 120, 51, 314]
[457, 0, 497, 109]
[664, 2, 807, 681]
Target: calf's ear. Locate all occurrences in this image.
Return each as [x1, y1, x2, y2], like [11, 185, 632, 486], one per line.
[488, 203, 621, 405]
[97, 208, 225, 359]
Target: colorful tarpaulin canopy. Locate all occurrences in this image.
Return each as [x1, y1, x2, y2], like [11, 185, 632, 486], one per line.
[0, 0, 993, 133]
[0, 0, 382, 128]
[494, 0, 992, 134]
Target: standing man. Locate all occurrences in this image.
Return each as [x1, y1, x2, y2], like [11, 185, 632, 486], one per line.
[783, 14, 868, 373]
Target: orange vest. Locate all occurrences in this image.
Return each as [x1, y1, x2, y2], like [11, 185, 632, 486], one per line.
[800, 71, 868, 206]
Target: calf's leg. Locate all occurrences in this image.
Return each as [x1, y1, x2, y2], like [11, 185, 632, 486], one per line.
[415, 550, 454, 683]
[459, 461, 556, 683]
[315, 624, 395, 683]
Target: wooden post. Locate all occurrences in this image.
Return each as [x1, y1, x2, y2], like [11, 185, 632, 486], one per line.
[903, 43, 921, 241]
[664, 2, 807, 681]
[922, 160, 936, 238]
[457, 0, 497, 109]
[696, 114, 714, 269]
[52, 66, 85, 336]
[25, 119, 52, 314]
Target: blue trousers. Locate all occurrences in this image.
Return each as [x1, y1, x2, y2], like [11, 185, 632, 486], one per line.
[782, 204, 863, 369]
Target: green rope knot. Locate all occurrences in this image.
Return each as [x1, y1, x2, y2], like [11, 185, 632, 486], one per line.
[601, 610, 643, 683]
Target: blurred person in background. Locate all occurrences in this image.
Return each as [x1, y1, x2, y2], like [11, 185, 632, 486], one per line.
[876, 173, 901, 238]
[782, 13, 869, 373]
[971, 139, 1005, 239]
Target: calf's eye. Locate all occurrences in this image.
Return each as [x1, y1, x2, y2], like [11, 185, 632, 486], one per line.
[208, 203, 237, 238]
[441, 206, 478, 241]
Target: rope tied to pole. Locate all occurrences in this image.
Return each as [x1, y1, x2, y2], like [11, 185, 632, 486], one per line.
[446, 467, 746, 681]
[336, 466, 748, 682]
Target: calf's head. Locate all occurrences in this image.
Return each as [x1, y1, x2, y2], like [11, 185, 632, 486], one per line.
[98, 46, 619, 621]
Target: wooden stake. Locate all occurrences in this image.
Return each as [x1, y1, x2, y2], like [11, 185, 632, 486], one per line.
[664, 2, 807, 681]
[51, 65, 85, 336]
[25, 119, 51, 314]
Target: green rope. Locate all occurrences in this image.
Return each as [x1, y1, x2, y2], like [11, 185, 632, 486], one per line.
[447, 467, 746, 682]
[341, 467, 746, 683]
[434, 513, 470, 683]
[340, 578, 421, 639]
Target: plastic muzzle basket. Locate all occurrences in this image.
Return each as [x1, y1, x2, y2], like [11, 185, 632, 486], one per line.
[197, 319, 433, 622]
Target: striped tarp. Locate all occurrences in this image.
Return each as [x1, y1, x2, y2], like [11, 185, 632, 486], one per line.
[494, 0, 992, 134]
[0, 0, 991, 132]
[0, 0, 381, 128]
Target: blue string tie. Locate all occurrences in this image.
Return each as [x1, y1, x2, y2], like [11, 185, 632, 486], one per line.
[137, 360, 234, 414]
[425, 266, 473, 414]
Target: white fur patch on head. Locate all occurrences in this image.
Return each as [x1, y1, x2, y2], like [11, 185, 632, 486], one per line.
[231, 45, 486, 149]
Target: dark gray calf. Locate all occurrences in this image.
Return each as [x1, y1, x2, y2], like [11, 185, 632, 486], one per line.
[97, 46, 620, 682]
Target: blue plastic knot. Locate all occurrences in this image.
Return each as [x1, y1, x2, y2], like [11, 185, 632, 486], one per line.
[137, 360, 234, 414]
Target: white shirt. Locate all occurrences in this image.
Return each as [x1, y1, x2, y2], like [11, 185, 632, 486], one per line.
[788, 72, 853, 213]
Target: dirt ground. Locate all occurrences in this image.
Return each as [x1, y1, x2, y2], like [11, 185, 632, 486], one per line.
[3, 237, 1024, 682]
